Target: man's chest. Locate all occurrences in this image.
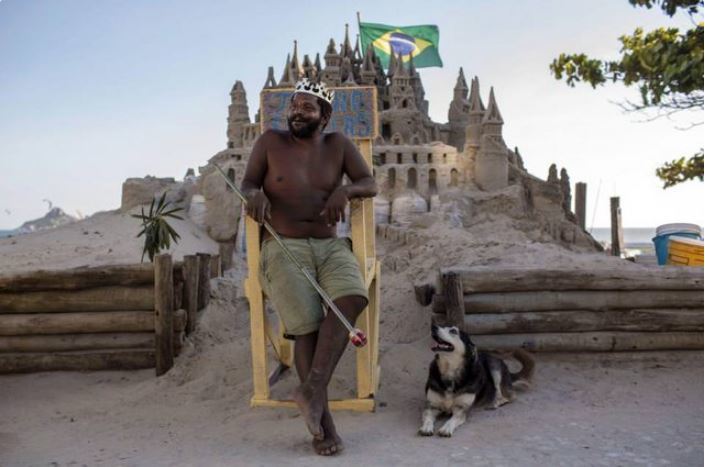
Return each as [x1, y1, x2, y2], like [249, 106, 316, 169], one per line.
[265, 148, 344, 193]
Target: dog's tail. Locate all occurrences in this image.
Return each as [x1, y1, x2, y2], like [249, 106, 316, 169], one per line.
[509, 348, 535, 388]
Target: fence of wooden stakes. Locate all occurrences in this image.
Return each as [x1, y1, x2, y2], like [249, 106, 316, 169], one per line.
[418, 266, 704, 352]
[0, 253, 220, 375]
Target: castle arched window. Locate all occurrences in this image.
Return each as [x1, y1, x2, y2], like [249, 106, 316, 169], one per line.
[226, 168, 236, 191]
[450, 168, 459, 187]
[388, 167, 396, 189]
[407, 167, 417, 189]
[443, 153, 448, 163]
[429, 169, 438, 194]
[412, 153, 418, 163]
[397, 153, 402, 164]
[428, 153, 433, 163]
[402, 99, 408, 108]
[227, 141, 234, 149]
[380, 153, 386, 164]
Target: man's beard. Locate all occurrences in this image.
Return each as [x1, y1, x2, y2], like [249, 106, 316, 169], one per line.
[287, 116, 322, 138]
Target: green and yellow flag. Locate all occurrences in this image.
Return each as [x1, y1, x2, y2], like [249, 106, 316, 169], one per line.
[359, 22, 442, 69]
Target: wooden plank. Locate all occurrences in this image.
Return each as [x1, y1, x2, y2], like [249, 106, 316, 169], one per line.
[465, 309, 704, 335]
[0, 286, 155, 313]
[197, 253, 211, 310]
[355, 297, 373, 399]
[182, 255, 199, 335]
[0, 311, 154, 335]
[472, 331, 703, 352]
[369, 261, 381, 394]
[209, 254, 221, 278]
[0, 332, 154, 352]
[154, 254, 174, 376]
[442, 271, 465, 329]
[0, 349, 155, 373]
[245, 216, 270, 401]
[0, 264, 155, 292]
[251, 397, 375, 412]
[440, 266, 703, 293]
[462, 290, 704, 313]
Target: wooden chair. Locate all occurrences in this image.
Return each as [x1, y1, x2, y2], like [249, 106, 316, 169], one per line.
[243, 87, 380, 411]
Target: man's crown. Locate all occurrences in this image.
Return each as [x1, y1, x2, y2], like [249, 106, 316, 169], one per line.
[294, 78, 335, 105]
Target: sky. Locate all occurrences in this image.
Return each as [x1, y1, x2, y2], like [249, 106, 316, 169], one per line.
[1, 0, 703, 230]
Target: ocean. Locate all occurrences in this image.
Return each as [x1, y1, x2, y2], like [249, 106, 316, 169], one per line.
[589, 228, 657, 247]
[0, 230, 15, 238]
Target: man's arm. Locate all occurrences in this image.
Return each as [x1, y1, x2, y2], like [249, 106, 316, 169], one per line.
[240, 131, 271, 224]
[320, 134, 378, 226]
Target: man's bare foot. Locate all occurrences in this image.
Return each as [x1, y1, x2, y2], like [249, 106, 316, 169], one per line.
[313, 410, 343, 456]
[292, 383, 325, 439]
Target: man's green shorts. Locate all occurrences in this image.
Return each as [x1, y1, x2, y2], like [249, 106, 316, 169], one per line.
[259, 236, 369, 336]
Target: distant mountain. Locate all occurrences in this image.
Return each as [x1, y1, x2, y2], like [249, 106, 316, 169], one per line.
[15, 207, 78, 235]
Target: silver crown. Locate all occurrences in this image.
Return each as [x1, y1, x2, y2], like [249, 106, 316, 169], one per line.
[294, 78, 335, 105]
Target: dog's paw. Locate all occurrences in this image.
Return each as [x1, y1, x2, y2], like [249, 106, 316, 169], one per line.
[437, 428, 453, 437]
[418, 427, 434, 437]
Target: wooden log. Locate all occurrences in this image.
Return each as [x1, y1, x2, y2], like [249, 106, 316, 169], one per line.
[0, 349, 155, 373]
[462, 290, 704, 314]
[210, 254, 221, 278]
[154, 254, 174, 376]
[0, 285, 155, 313]
[0, 311, 154, 335]
[471, 331, 703, 352]
[414, 283, 435, 306]
[0, 264, 155, 292]
[439, 266, 703, 293]
[0, 332, 154, 352]
[173, 331, 185, 355]
[575, 182, 587, 230]
[442, 271, 465, 329]
[465, 309, 704, 335]
[611, 197, 624, 257]
[197, 253, 211, 310]
[182, 255, 199, 335]
[173, 280, 183, 311]
[174, 308, 187, 332]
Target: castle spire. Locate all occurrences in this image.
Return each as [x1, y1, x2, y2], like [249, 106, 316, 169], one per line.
[290, 40, 301, 80]
[468, 76, 485, 112]
[387, 51, 397, 78]
[263, 66, 277, 89]
[302, 54, 315, 80]
[482, 87, 504, 124]
[360, 46, 377, 85]
[314, 52, 322, 75]
[278, 53, 294, 87]
[454, 67, 468, 99]
[341, 23, 353, 58]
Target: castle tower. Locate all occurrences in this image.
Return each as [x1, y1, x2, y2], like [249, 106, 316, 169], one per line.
[389, 53, 416, 110]
[475, 87, 509, 191]
[360, 46, 377, 85]
[289, 40, 302, 81]
[314, 53, 322, 79]
[448, 67, 470, 151]
[321, 38, 342, 86]
[408, 53, 428, 115]
[302, 54, 316, 80]
[341, 24, 354, 59]
[463, 76, 486, 154]
[227, 81, 250, 147]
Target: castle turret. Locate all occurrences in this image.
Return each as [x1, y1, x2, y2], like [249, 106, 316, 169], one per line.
[263, 66, 277, 89]
[341, 24, 354, 59]
[475, 87, 508, 191]
[321, 38, 342, 86]
[389, 53, 416, 110]
[408, 53, 428, 115]
[302, 54, 315, 80]
[463, 76, 485, 154]
[314, 53, 322, 78]
[227, 81, 250, 147]
[360, 46, 377, 85]
[290, 40, 302, 81]
[448, 67, 470, 151]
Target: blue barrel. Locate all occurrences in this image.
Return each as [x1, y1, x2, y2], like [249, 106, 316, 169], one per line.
[652, 223, 703, 265]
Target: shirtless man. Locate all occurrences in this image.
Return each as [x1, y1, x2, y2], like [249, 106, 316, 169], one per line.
[240, 79, 377, 456]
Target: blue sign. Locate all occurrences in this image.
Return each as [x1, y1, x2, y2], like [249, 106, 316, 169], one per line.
[260, 87, 377, 139]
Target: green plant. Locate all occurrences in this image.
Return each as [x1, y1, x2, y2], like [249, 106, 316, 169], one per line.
[132, 192, 184, 262]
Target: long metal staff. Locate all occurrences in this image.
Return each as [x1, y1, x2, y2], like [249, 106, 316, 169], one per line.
[215, 165, 367, 348]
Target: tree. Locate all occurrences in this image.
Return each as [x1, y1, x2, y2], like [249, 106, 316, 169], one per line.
[550, 0, 704, 188]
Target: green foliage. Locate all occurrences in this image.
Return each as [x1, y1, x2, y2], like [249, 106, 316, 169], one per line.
[550, 0, 704, 187]
[656, 149, 704, 187]
[131, 192, 184, 263]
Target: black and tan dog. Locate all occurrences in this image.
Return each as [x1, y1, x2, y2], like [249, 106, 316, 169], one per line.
[418, 324, 535, 437]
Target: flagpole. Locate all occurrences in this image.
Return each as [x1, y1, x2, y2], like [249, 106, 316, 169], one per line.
[356, 11, 365, 54]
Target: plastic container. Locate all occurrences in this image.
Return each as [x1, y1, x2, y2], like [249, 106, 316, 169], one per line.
[667, 236, 704, 266]
[652, 223, 702, 265]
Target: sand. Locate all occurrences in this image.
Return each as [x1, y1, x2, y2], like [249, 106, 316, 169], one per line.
[0, 207, 702, 466]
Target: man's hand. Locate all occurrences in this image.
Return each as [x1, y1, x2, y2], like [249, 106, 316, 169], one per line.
[245, 191, 271, 224]
[320, 187, 349, 226]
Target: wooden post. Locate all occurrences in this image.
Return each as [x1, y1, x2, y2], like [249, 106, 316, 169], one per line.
[219, 241, 235, 272]
[155, 254, 174, 376]
[442, 271, 465, 329]
[610, 197, 624, 257]
[575, 182, 587, 230]
[182, 255, 199, 335]
[196, 253, 211, 310]
[209, 254, 221, 278]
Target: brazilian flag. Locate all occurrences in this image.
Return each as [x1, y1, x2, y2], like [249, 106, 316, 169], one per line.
[359, 22, 442, 69]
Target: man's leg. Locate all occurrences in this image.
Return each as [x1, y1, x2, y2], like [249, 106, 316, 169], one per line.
[292, 295, 367, 440]
[293, 332, 343, 455]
